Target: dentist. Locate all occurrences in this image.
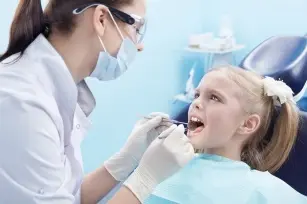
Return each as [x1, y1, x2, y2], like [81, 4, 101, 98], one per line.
[0, 0, 194, 204]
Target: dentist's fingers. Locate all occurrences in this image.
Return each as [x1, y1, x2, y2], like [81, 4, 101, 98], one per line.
[140, 115, 163, 133]
[158, 124, 177, 139]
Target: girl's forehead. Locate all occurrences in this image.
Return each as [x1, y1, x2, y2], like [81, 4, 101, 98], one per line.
[198, 71, 242, 97]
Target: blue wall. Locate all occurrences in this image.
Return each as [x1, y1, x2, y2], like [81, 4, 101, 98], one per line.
[1, 0, 306, 174]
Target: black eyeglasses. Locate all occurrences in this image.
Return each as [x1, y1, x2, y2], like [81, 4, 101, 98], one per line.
[73, 3, 147, 43]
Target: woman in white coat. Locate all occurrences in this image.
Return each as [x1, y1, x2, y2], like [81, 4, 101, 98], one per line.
[0, 0, 194, 203]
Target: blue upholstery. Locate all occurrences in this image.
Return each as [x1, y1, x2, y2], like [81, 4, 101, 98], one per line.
[274, 111, 307, 196]
[240, 36, 307, 95]
[173, 35, 307, 196]
[297, 98, 307, 112]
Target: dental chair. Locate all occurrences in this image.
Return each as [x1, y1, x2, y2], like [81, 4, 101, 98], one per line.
[274, 111, 307, 196]
[240, 36, 307, 97]
[173, 35, 307, 196]
[239, 35, 307, 196]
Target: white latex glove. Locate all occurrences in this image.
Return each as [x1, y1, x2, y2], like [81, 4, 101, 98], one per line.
[124, 124, 195, 203]
[104, 112, 173, 181]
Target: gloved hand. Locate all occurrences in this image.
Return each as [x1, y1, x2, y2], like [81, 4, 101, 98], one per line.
[124, 124, 195, 203]
[104, 112, 173, 181]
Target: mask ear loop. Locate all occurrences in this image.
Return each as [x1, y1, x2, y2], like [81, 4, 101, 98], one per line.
[98, 36, 107, 52]
[97, 9, 125, 53]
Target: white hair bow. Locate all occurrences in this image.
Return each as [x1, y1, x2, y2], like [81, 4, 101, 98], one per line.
[262, 76, 295, 106]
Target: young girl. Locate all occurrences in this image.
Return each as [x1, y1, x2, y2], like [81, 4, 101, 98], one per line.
[145, 66, 307, 203]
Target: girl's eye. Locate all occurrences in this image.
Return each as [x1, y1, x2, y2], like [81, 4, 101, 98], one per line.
[210, 94, 220, 102]
[194, 93, 200, 99]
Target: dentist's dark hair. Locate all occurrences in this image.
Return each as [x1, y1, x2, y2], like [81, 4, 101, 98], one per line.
[0, 0, 133, 63]
[0, 0, 44, 62]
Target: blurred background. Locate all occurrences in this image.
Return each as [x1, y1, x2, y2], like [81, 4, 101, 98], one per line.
[1, 0, 306, 179]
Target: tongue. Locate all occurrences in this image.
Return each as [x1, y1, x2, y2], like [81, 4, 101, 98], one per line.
[192, 125, 204, 133]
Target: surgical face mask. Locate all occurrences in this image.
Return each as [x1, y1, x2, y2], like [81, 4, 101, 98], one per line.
[90, 11, 137, 81]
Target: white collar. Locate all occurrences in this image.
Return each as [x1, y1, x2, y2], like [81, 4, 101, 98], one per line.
[27, 34, 96, 117]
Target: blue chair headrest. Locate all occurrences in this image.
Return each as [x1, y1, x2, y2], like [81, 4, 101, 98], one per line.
[240, 36, 307, 95]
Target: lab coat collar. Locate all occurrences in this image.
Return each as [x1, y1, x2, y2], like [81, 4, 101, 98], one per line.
[26, 34, 96, 117]
[77, 80, 96, 117]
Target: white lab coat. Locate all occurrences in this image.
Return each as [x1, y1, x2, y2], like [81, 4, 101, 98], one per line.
[0, 34, 96, 203]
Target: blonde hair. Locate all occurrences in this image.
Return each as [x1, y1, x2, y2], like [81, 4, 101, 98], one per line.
[212, 65, 300, 173]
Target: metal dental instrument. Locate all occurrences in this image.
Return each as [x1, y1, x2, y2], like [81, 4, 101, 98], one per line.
[142, 116, 189, 139]
[143, 116, 188, 125]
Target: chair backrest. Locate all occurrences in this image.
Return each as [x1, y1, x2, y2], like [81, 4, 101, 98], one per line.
[240, 36, 307, 95]
[274, 111, 307, 195]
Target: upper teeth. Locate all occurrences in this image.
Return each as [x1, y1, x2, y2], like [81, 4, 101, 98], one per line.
[191, 117, 201, 122]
